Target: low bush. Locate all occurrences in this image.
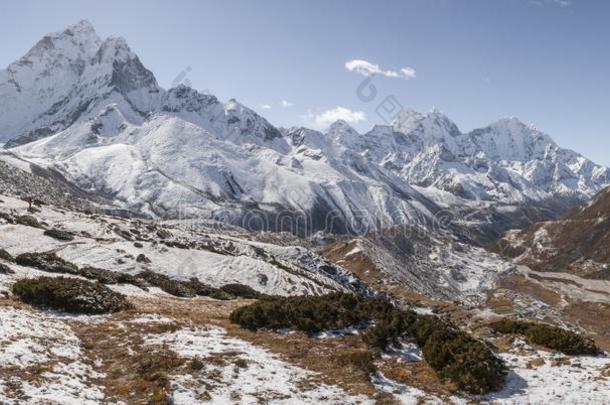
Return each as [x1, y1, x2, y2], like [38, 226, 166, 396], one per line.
[0, 249, 13, 262]
[187, 278, 232, 300]
[15, 215, 42, 228]
[186, 277, 217, 296]
[0, 263, 14, 274]
[230, 293, 394, 334]
[43, 229, 75, 241]
[419, 320, 506, 394]
[230, 293, 507, 394]
[136, 270, 196, 297]
[363, 310, 417, 350]
[15, 252, 79, 274]
[136, 254, 151, 264]
[489, 319, 601, 356]
[78, 266, 147, 288]
[189, 357, 205, 371]
[208, 289, 235, 301]
[220, 283, 261, 299]
[12, 276, 132, 314]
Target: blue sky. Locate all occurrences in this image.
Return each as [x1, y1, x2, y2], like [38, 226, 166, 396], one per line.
[1, 0, 609, 164]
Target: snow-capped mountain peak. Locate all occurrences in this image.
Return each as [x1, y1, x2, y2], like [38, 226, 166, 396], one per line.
[3, 21, 609, 240]
[25, 19, 101, 61]
[392, 107, 461, 143]
[0, 21, 160, 147]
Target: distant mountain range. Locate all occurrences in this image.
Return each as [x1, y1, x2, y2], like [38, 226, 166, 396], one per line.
[1, 20, 608, 240]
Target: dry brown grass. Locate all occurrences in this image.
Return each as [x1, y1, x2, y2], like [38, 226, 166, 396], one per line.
[496, 273, 563, 306]
[378, 358, 457, 399]
[490, 273, 610, 352]
[66, 295, 382, 401]
[222, 321, 378, 396]
[562, 301, 610, 352]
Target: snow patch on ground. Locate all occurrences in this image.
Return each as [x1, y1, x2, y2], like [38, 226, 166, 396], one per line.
[145, 325, 371, 404]
[0, 306, 105, 404]
[484, 339, 610, 404]
[371, 371, 464, 404]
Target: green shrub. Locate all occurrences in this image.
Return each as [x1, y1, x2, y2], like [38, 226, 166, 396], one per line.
[234, 358, 248, 369]
[0, 249, 13, 262]
[189, 357, 205, 371]
[489, 319, 601, 356]
[136, 254, 151, 264]
[78, 266, 146, 288]
[421, 327, 506, 394]
[220, 283, 261, 299]
[12, 276, 132, 314]
[15, 215, 42, 228]
[230, 293, 507, 394]
[15, 252, 79, 274]
[0, 263, 14, 274]
[43, 229, 75, 241]
[230, 293, 395, 334]
[136, 270, 196, 297]
[208, 289, 236, 301]
[363, 310, 417, 350]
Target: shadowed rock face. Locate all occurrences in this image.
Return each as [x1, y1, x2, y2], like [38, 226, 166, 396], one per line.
[0, 152, 102, 211]
[495, 187, 610, 279]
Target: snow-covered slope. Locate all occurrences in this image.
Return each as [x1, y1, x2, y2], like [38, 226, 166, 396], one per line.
[0, 194, 369, 297]
[3, 21, 609, 240]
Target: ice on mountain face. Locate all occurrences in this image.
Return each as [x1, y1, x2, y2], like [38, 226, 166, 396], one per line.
[3, 21, 610, 239]
[0, 20, 161, 147]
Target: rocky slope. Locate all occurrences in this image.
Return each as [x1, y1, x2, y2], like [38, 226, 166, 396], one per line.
[1, 21, 607, 241]
[0, 150, 102, 211]
[323, 225, 511, 303]
[496, 186, 610, 279]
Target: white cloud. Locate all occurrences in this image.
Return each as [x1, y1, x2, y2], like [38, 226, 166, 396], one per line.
[400, 67, 416, 79]
[280, 100, 294, 108]
[259, 104, 272, 110]
[345, 59, 416, 80]
[309, 106, 366, 128]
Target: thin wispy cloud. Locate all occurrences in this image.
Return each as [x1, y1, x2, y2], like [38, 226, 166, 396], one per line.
[345, 59, 416, 80]
[306, 106, 366, 129]
[529, 0, 570, 7]
[280, 100, 294, 108]
[259, 104, 272, 110]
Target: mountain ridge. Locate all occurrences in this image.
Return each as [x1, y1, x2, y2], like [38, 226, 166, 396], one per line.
[1, 21, 608, 241]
